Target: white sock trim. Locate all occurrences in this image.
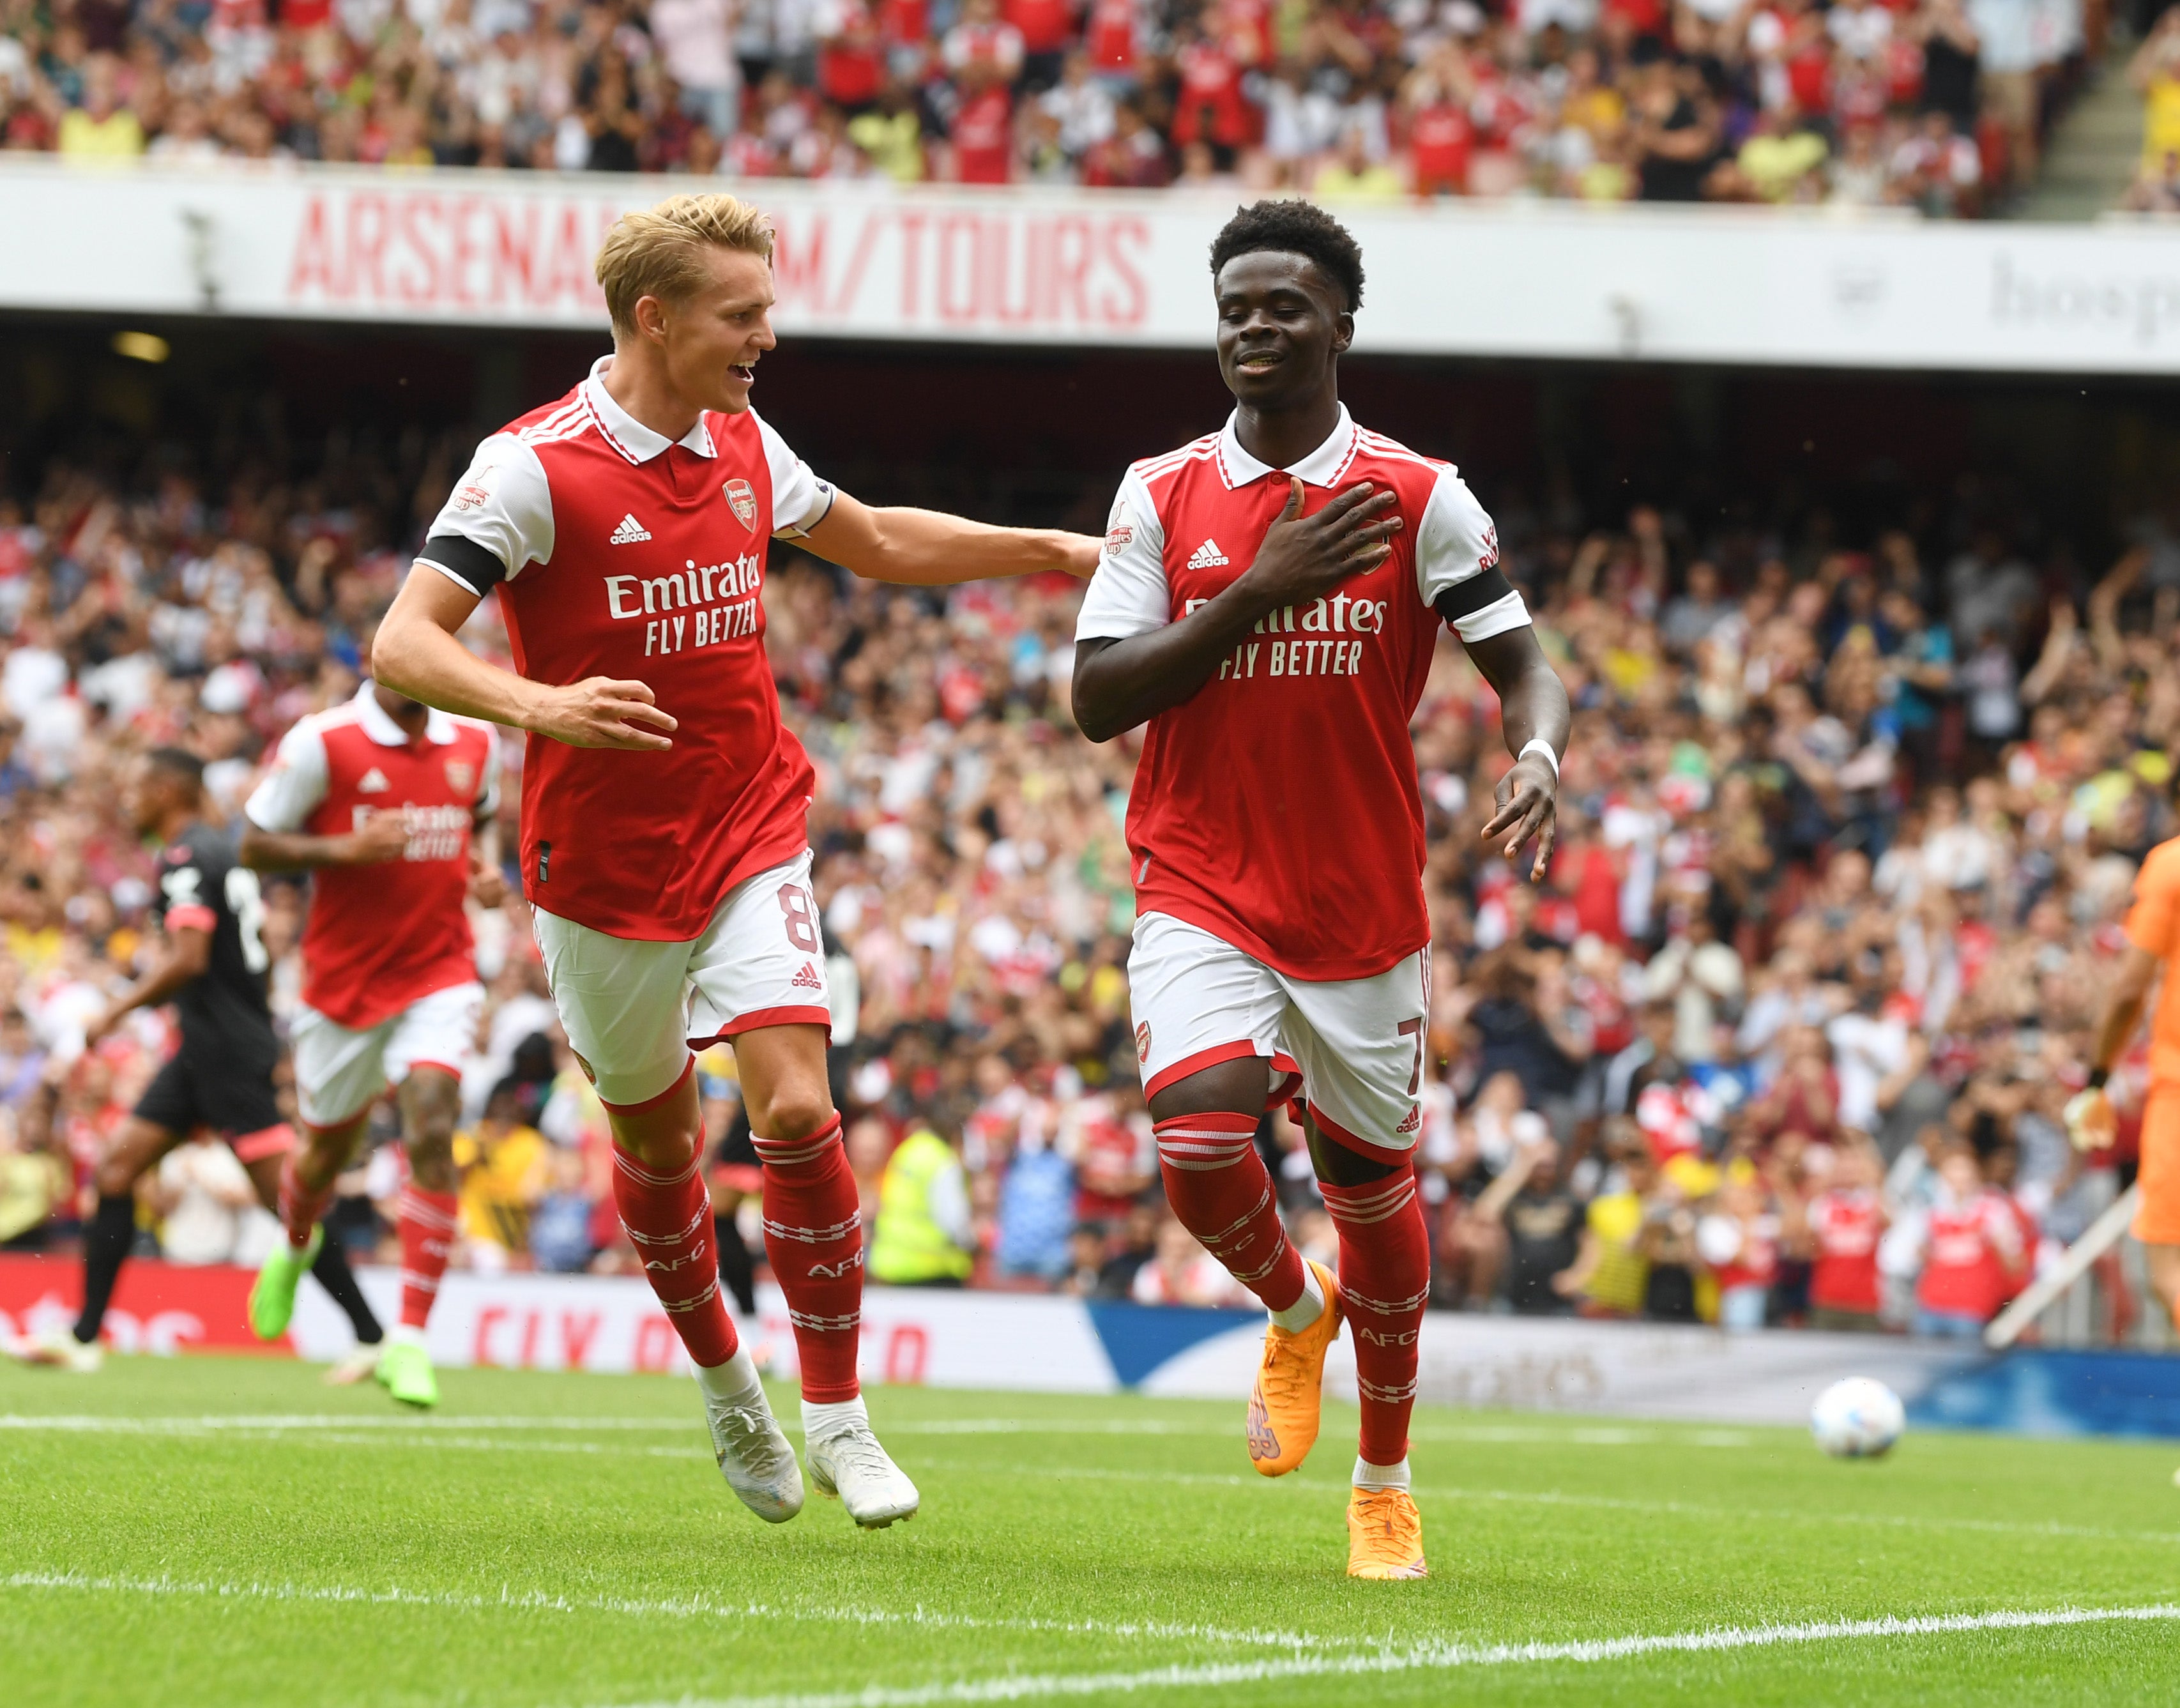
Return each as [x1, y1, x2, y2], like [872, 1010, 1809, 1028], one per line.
[802, 1394, 870, 1442]
[1353, 1454, 1411, 1491]
[387, 1323, 427, 1350]
[1269, 1263, 1326, 1334]
[694, 1346, 765, 1407]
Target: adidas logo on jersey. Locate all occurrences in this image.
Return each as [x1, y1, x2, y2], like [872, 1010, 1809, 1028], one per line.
[791, 961, 823, 991]
[358, 768, 390, 794]
[1187, 539, 1230, 569]
[1395, 1103, 1422, 1134]
[609, 514, 652, 544]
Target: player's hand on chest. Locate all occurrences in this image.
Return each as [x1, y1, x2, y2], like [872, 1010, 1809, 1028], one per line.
[1192, 477, 1406, 616]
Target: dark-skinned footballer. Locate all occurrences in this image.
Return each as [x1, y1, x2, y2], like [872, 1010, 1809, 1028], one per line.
[1072, 201, 1572, 1582]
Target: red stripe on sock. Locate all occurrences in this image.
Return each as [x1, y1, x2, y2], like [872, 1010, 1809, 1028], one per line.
[277, 1152, 335, 1250]
[612, 1137, 738, 1368]
[1320, 1163, 1428, 1465]
[1152, 1111, 1304, 1311]
[396, 1187, 460, 1331]
[756, 1113, 862, 1403]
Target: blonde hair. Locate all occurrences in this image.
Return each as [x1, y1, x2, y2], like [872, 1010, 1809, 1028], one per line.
[594, 194, 774, 335]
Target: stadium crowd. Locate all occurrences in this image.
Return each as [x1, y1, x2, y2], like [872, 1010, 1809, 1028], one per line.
[0, 413, 2165, 1341]
[0, 0, 2086, 210]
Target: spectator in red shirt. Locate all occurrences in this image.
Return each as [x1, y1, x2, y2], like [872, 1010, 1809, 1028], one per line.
[1804, 1137, 1889, 1329]
[1909, 1143, 2027, 1336]
[950, 82, 1016, 182]
[817, 0, 888, 113]
[943, 0, 1025, 183]
[878, 0, 935, 82]
[1702, 1177, 1780, 1330]
[1004, 0, 1079, 91]
[1166, 19, 1256, 169]
[1404, 68, 1476, 197]
[1081, 0, 1141, 90]
[945, 0, 1026, 88]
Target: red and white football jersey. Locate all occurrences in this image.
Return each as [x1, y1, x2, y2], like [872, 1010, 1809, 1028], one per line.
[1076, 408, 1525, 980]
[1915, 1191, 2022, 1320]
[418, 357, 834, 942]
[245, 682, 498, 1031]
[1808, 1186, 1884, 1313]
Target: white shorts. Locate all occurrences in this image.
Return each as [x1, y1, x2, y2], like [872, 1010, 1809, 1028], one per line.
[531, 850, 832, 1108]
[1128, 911, 1430, 1159]
[291, 980, 485, 1129]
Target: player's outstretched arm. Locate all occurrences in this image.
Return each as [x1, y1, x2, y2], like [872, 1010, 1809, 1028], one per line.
[797, 490, 1101, 586]
[1072, 477, 1401, 743]
[373, 566, 678, 751]
[1461, 624, 1571, 881]
[82, 926, 211, 1044]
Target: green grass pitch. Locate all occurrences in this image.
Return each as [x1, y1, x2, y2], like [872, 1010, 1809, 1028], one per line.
[3, 1355, 2177, 1707]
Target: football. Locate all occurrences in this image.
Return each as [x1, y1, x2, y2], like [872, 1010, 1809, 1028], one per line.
[1811, 1377, 1909, 1460]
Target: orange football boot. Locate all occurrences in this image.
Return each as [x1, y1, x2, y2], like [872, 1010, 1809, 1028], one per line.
[1346, 1486, 1428, 1580]
[1246, 1258, 1343, 1476]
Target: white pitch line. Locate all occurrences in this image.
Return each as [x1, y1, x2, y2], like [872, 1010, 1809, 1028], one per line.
[602, 1603, 2180, 1708]
[0, 1571, 1350, 1654]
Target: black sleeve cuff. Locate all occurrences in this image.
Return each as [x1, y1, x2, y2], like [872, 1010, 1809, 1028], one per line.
[418, 533, 509, 595]
[1433, 566, 1515, 625]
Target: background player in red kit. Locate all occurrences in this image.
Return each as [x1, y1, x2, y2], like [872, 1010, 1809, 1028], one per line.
[1072, 201, 1571, 1581]
[372, 194, 1098, 1530]
[237, 680, 503, 1408]
[10, 749, 385, 1372]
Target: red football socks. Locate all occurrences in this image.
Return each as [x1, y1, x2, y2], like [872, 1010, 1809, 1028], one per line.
[1153, 1111, 1306, 1313]
[752, 1114, 864, 1404]
[277, 1150, 337, 1251]
[395, 1186, 460, 1332]
[1319, 1162, 1429, 1467]
[611, 1145, 740, 1368]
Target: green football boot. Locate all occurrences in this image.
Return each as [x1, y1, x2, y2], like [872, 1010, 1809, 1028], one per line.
[376, 1334, 439, 1409]
[248, 1226, 322, 1341]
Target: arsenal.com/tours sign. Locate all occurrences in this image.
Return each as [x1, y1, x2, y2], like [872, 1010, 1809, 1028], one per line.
[279, 183, 1157, 333]
[7, 158, 2180, 373]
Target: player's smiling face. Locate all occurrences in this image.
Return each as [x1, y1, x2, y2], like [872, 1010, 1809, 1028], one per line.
[653, 245, 779, 416]
[1213, 251, 1352, 408]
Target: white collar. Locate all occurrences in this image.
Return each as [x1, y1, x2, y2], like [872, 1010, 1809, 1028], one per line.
[1214, 404, 1361, 491]
[355, 680, 459, 747]
[581, 355, 717, 465]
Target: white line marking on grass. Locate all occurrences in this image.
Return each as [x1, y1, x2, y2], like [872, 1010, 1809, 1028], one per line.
[0, 1571, 1348, 1654]
[602, 1603, 2180, 1707]
[928, 1463, 2180, 1548]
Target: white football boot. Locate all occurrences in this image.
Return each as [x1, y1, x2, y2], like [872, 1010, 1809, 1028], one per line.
[10, 1325, 103, 1372]
[804, 1399, 920, 1529]
[698, 1350, 804, 1523]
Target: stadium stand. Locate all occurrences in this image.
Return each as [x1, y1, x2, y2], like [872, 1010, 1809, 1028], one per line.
[0, 0, 2096, 210]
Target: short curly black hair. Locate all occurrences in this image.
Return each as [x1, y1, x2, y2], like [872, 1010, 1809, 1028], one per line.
[1208, 200, 1366, 312]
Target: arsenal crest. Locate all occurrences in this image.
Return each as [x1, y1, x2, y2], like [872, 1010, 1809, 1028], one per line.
[724, 478, 758, 530]
[444, 759, 475, 794]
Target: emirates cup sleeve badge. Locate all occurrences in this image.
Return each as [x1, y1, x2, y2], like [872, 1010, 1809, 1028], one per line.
[724, 478, 758, 530]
